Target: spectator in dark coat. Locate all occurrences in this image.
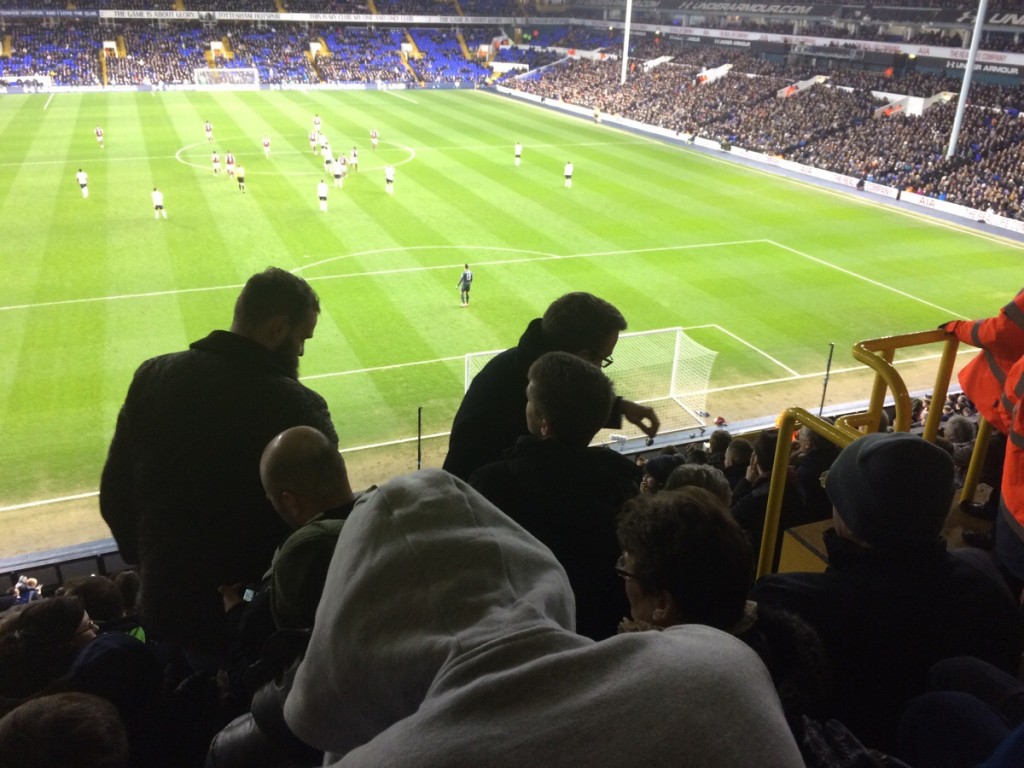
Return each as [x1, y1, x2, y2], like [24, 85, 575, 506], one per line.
[731, 430, 809, 565]
[470, 351, 641, 640]
[708, 428, 732, 472]
[754, 433, 1024, 750]
[792, 425, 841, 522]
[99, 267, 338, 659]
[723, 437, 753, 490]
[443, 292, 659, 480]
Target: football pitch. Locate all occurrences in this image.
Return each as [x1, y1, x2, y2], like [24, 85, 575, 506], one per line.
[1, 87, 1021, 555]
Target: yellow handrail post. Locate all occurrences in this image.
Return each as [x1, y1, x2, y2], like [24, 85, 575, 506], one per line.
[960, 417, 993, 504]
[757, 407, 860, 578]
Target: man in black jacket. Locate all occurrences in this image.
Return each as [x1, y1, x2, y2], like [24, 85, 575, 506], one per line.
[469, 351, 641, 639]
[443, 292, 659, 481]
[100, 267, 338, 660]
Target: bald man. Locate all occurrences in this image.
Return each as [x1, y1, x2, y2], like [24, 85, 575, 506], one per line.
[220, 426, 369, 633]
[262, 426, 366, 630]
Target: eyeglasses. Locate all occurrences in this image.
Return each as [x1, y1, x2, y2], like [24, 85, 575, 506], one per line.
[601, 356, 614, 369]
[615, 554, 635, 580]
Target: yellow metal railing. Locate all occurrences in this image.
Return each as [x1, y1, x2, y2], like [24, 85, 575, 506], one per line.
[757, 328, 964, 578]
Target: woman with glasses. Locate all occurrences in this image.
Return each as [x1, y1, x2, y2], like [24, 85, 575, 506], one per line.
[615, 488, 829, 727]
[0, 596, 170, 766]
[0, 596, 99, 699]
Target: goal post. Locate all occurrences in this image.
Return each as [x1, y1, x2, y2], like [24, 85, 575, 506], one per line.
[463, 327, 717, 441]
[192, 67, 261, 90]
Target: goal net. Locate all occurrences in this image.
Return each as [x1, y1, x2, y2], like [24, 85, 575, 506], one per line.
[464, 327, 717, 442]
[192, 67, 261, 90]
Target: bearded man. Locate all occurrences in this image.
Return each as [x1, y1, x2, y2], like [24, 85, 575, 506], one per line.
[100, 267, 337, 661]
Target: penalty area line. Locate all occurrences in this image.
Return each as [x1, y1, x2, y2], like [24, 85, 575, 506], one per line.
[384, 90, 418, 104]
[685, 323, 800, 377]
[766, 240, 968, 319]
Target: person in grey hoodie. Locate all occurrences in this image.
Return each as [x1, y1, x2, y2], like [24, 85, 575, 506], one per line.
[283, 469, 804, 768]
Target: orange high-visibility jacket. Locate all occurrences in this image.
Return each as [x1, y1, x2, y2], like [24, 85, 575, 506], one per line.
[945, 288, 1024, 435]
[1000, 356, 1024, 540]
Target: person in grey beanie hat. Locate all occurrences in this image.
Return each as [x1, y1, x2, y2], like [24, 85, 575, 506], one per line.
[825, 432, 954, 549]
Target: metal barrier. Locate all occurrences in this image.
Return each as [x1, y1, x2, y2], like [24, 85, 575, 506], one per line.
[757, 328, 965, 578]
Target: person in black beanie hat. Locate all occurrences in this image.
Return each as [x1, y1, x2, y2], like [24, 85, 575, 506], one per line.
[825, 432, 954, 549]
[754, 432, 1024, 752]
[641, 454, 686, 494]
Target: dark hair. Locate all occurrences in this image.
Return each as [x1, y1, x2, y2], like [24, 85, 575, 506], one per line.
[0, 693, 130, 768]
[944, 415, 975, 444]
[753, 429, 780, 472]
[0, 597, 87, 698]
[233, 267, 320, 329]
[63, 576, 124, 623]
[527, 352, 614, 446]
[616, 488, 753, 630]
[725, 438, 753, 466]
[112, 571, 140, 615]
[541, 293, 626, 357]
[709, 429, 732, 453]
[682, 446, 708, 465]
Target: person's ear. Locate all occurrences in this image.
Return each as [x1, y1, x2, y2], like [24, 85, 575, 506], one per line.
[651, 590, 680, 626]
[279, 490, 305, 527]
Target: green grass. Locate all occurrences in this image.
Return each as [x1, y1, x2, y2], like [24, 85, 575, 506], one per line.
[1, 88, 1021, 512]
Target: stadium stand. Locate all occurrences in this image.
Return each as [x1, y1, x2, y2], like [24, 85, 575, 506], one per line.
[4, 6, 1024, 765]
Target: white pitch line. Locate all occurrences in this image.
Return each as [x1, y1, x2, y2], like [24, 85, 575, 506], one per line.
[0, 139, 637, 170]
[0, 153, 178, 168]
[43, 93, 54, 110]
[3, 346, 981, 514]
[302, 354, 465, 381]
[702, 346, 979, 395]
[0, 240, 751, 312]
[685, 323, 800, 376]
[384, 89, 418, 104]
[295, 243, 560, 272]
[0, 282, 247, 313]
[766, 239, 968, 319]
[173, 139, 417, 175]
[298, 239, 769, 276]
[0, 490, 97, 513]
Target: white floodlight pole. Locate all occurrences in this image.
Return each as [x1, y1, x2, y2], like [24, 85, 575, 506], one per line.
[946, 0, 990, 158]
[620, 0, 634, 84]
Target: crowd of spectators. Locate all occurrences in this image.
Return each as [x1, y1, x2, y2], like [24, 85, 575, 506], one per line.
[1, 24, 101, 87]
[2, 272, 1024, 768]
[319, 27, 413, 83]
[221, 24, 315, 85]
[408, 28, 490, 83]
[509, 43, 1024, 220]
[108, 25, 210, 86]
